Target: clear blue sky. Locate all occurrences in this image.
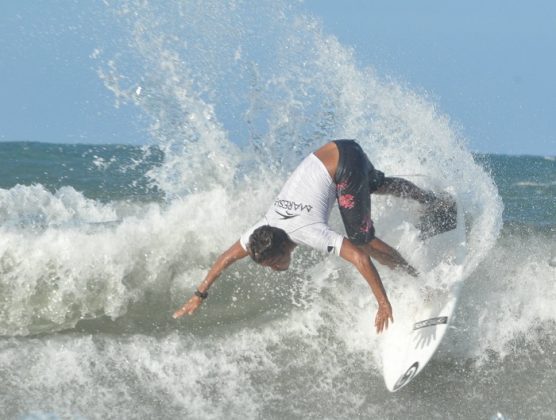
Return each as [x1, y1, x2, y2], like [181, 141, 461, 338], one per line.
[1, 0, 554, 156]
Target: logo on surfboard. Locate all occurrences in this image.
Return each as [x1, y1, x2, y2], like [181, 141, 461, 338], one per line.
[413, 316, 448, 330]
[393, 362, 419, 391]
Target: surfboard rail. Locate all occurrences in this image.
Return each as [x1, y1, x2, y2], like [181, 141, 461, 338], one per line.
[381, 198, 466, 392]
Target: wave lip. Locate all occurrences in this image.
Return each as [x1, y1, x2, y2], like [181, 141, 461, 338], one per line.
[0, 184, 118, 231]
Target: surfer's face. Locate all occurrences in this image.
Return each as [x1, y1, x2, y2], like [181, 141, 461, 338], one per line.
[260, 250, 292, 271]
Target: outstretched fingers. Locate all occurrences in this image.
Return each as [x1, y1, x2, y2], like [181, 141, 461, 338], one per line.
[375, 305, 394, 334]
[173, 296, 203, 319]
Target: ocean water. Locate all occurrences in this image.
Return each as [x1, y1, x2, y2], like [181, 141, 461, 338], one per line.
[1, 1, 555, 419]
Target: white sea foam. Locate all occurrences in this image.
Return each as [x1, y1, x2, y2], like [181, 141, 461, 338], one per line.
[514, 180, 556, 187]
[0, 184, 118, 230]
[5, 0, 552, 417]
[1, 0, 505, 346]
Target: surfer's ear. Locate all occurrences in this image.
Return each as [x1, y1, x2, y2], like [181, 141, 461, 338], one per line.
[246, 244, 259, 262]
[249, 249, 263, 263]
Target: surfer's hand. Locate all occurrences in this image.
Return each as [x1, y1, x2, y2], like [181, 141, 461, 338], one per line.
[173, 295, 203, 319]
[375, 301, 393, 333]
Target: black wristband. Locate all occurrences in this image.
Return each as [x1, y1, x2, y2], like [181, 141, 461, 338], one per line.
[194, 290, 208, 300]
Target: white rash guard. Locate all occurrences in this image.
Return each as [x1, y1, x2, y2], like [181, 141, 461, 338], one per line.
[240, 153, 344, 256]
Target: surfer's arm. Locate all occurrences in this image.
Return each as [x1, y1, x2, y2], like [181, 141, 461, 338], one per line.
[374, 177, 436, 204]
[340, 239, 393, 333]
[361, 238, 419, 277]
[173, 240, 248, 319]
[375, 177, 457, 237]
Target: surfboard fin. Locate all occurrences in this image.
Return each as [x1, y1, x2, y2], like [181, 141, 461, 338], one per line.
[417, 193, 457, 240]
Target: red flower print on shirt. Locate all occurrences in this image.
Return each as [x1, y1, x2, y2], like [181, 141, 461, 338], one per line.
[336, 180, 349, 192]
[360, 216, 373, 233]
[339, 194, 355, 209]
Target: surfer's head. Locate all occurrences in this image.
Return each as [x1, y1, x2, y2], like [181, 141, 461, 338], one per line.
[248, 225, 293, 271]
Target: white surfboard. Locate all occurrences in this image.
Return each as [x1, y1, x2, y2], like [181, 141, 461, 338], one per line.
[381, 290, 459, 392]
[381, 198, 466, 392]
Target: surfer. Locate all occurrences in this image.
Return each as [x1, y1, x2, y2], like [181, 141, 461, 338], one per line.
[173, 140, 454, 333]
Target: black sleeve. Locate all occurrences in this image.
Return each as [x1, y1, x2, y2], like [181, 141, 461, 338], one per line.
[368, 169, 386, 193]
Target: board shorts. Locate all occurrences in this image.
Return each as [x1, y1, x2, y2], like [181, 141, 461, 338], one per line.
[333, 140, 386, 245]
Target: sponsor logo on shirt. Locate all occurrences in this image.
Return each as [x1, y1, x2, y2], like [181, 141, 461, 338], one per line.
[274, 199, 313, 214]
[274, 210, 300, 220]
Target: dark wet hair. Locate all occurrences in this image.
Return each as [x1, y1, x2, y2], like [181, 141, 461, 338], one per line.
[248, 225, 289, 263]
